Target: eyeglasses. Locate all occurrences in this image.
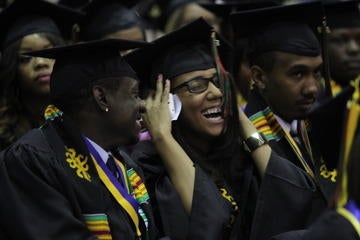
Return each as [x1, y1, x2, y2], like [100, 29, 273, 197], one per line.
[171, 75, 220, 93]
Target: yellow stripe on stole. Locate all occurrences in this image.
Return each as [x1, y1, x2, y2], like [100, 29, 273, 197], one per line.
[85, 220, 109, 226]
[91, 156, 142, 237]
[87, 225, 111, 231]
[98, 237, 112, 240]
[253, 117, 266, 126]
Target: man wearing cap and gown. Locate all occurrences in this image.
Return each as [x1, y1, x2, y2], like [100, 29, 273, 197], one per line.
[0, 39, 169, 240]
[324, 0, 360, 95]
[231, 2, 338, 240]
[269, 80, 360, 240]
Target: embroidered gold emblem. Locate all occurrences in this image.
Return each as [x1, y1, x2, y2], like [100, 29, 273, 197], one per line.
[65, 148, 91, 182]
[320, 163, 337, 182]
[220, 188, 239, 225]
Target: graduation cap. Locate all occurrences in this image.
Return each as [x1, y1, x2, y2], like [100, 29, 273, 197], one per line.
[324, 0, 360, 29]
[307, 86, 355, 170]
[125, 18, 231, 92]
[201, 1, 279, 20]
[24, 38, 151, 101]
[58, 0, 92, 9]
[0, 0, 85, 48]
[80, 0, 145, 41]
[230, 1, 324, 63]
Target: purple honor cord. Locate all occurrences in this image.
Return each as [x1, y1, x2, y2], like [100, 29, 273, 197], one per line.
[345, 200, 360, 223]
[84, 138, 140, 212]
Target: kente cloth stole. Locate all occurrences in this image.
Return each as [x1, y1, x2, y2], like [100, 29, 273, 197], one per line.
[249, 106, 322, 180]
[337, 200, 360, 236]
[84, 137, 149, 239]
[83, 214, 112, 240]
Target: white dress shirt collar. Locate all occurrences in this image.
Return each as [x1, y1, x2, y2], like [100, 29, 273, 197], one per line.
[85, 137, 111, 164]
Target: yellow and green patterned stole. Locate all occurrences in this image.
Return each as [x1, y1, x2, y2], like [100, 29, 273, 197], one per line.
[249, 106, 336, 181]
[83, 214, 112, 240]
[84, 136, 149, 239]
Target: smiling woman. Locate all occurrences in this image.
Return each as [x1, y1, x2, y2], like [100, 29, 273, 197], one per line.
[126, 18, 273, 240]
[0, 0, 82, 150]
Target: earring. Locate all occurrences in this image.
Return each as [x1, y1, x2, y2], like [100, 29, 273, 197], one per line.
[105, 107, 109, 112]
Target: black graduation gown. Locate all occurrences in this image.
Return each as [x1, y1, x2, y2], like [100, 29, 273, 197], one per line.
[131, 140, 235, 240]
[0, 125, 161, 240]
[247, 149, 328, 240]
[269, 210, 360, 240]
[131, 140, 295, 240]
[243, 90, 337, 240]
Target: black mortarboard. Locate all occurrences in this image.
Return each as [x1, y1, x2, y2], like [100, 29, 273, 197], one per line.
[230, 1, 324, 62]
[324, 0, 360, 29]
[58, 0, 92, 9]
[308, 86, 355, 169]
[0, 0, 84, 48]
[125, 18, 231, 91]
[201, 1, 279, 20]
[24, 39, 151, 101]
[80, 0, 144, 41]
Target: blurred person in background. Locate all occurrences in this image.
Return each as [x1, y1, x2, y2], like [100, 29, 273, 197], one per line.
[0, 0, 83, 150]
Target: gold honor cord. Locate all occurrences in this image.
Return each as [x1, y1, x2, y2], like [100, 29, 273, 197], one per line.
[283, 125, 316, 180]
[338, 77, 360, 208]
[91, 156, 143, 238]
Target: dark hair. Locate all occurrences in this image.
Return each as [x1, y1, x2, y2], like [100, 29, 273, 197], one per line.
[347, 130, 360, 206]
[54, 76, 123, 116]
[0, 32, 64, 149]
[249, 51, 277, 73]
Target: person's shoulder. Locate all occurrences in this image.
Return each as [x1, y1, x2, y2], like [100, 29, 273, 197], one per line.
[1, 128, 53, 163]
[130, 140, 158, 160]
[13, 128, 50, 152]
[0, 129, 54, 181]
[303, 210, 359, 240]
[129, 140, 165, 175]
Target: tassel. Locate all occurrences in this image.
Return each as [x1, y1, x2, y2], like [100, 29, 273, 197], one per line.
[210, 31, 233, 119]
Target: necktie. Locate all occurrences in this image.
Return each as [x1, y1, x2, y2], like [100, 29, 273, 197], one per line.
[106, 155, 123, 186]
[290, 121, 315, 171]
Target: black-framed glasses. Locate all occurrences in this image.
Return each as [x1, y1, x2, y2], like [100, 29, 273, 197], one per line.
[171, 75, 220, 93]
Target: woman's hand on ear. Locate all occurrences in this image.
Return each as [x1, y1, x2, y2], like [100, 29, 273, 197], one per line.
[142, 74, 172, 141]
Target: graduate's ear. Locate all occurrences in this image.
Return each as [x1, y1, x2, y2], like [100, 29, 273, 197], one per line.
[251, 65, 268, 91]
[92, 85, 109, 112]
